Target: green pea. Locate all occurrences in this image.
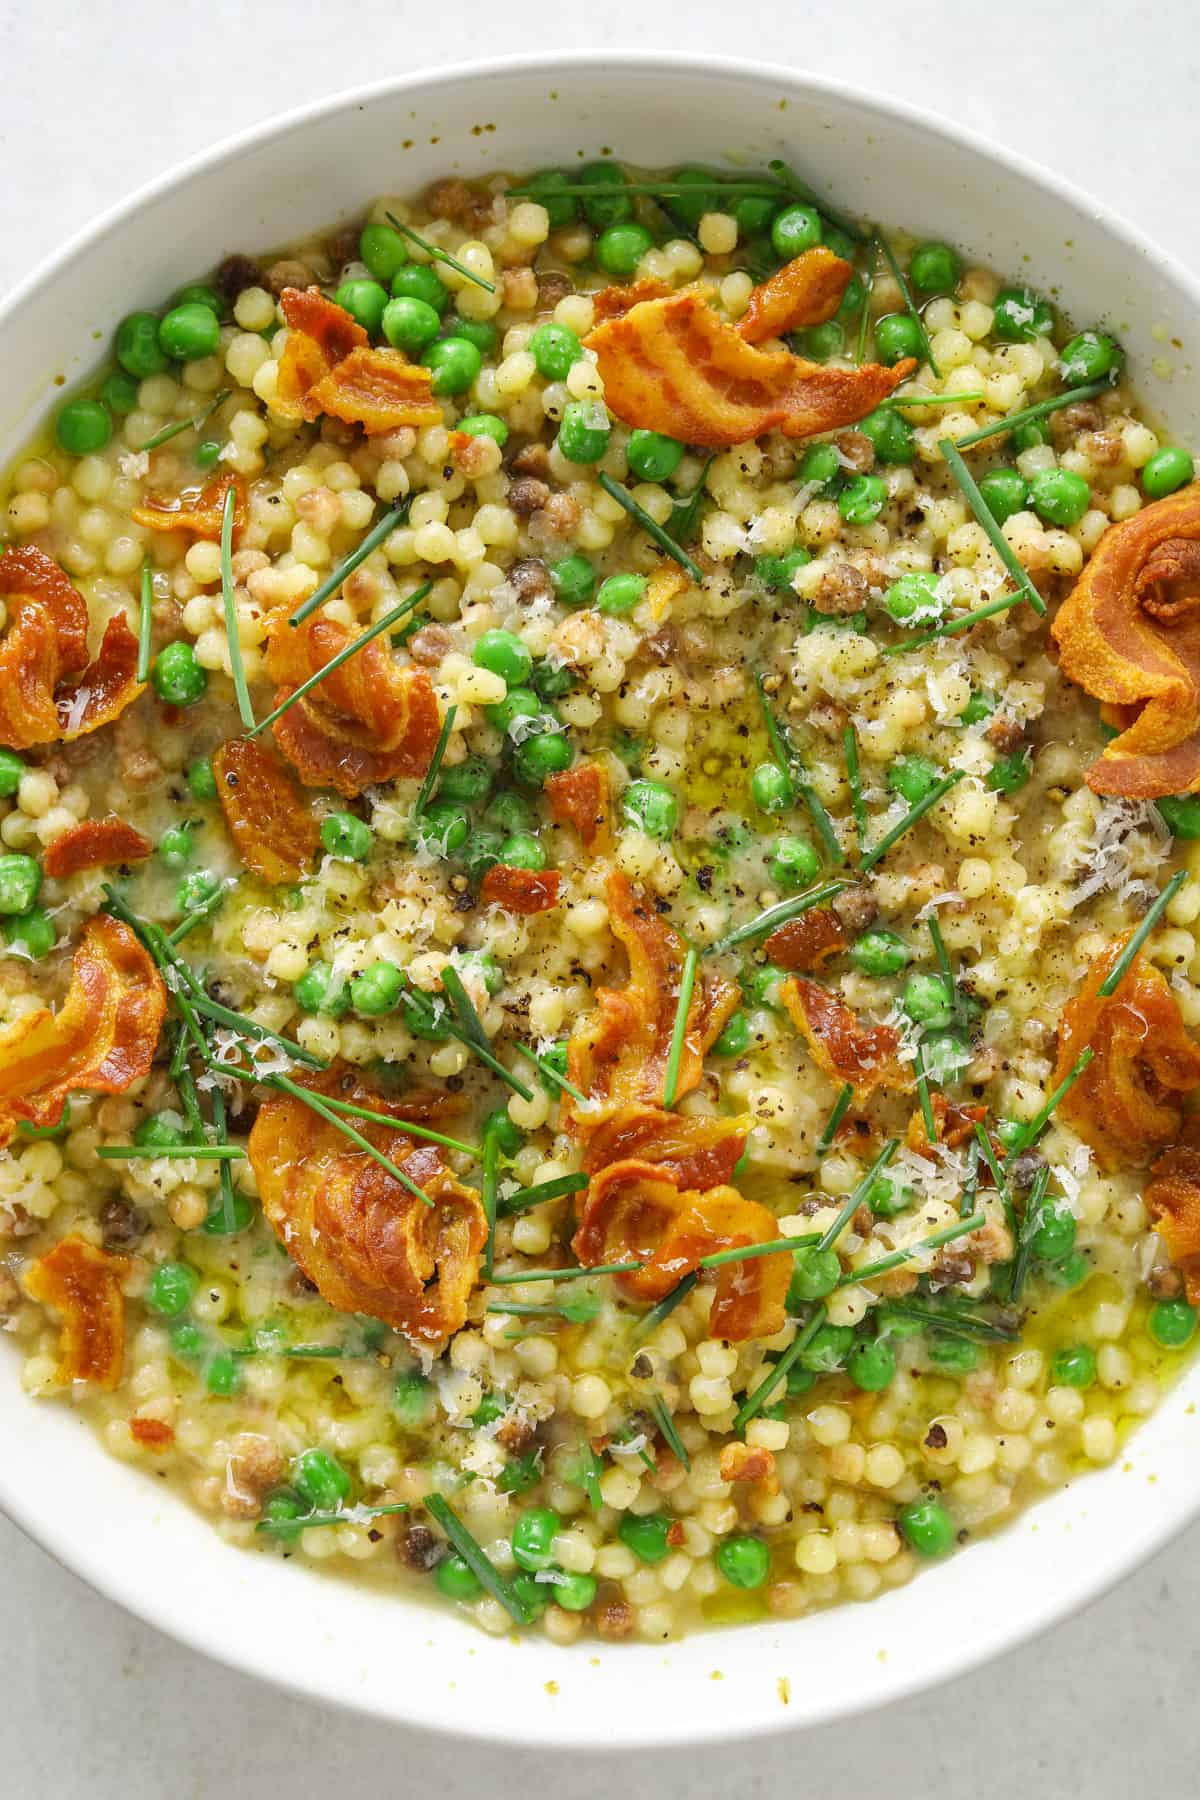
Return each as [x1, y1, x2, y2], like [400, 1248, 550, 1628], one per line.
[978, 466, 1030, 525]
[486, 1106, 525, 1161]
[551, 1569, 597, 1612]
[881, 572, 943, 624]
[922, 1029, 971, 1084]
[391, 264, 450, 313]
[260, 1489, 310, 1537]
[992, 287, 1055, 343]
[1042, 1249, 1090, 1290]
[788, 1247, 841, 1305]
[1142, 446, 1196, 499]
[770, 203, 822, 260]
[597, 573, 647, 616]
[415, 801, 470, 858]
[200, 1188, 254, 1235]
[798, 1322, 854, 1373]
[874, 314, 924, 366]
[901, 972, 954, 1028]
[550, 553, 595, 608]
[734, 193, 776, 235]
[425, 337, 482, 397]
[557, 400, 611, 465]
[1011, 418, 1051, 453]
[716, 1533, 771, 1590]
[617, 1512, 672, 1565]
[513, 732, 573, 787]
[334, 278, 389, 335]
[172, 283, 221, 315]
[116, 311, 169, 379]
[359, 222, 409, 283]
[897, 1496, 955, 1556]
[152, 641, 208, 706]
[627, 429, 685, 484]
[0, 750, 27, 800]
[169, 1321, 206, 1362]
[797, 442, 841, 490]
[461, 950, 504, 996]
[205, 1351, 243, 1397]
[850, 930, 911, 977]
[1148, 1298, 1197, 1349]
[435, 1553, 483, 1601]
[741, 963, 786, 1010]
[0, 854, 41, 915]
[864, 1173, 914, 1219]
[485, 684, 541, 736]
[847, 1336, 896, 1392]
[859, 406, 914, 466]
[457, 413, 508, 446]
[621, 778, 678, 839]
[753, 548, 811, 595]
[1031, 1203, 1076, 1262]
[144, 1261, 199, 1317]
[836, 274, 866, 321]
[887, 754, 940, 806]
[194, 440, 222, 470]
[101, 370, 140, 416]
[512, 1505, 560, 1572]
[1050, 1343, 1097, 1387]
[350, 960, 405, 1016]
[185, 756, 216, 801]
[667, 166, 725, 228]
[987, 750, 1031, 795]
[392, 1369, 434, 1427]
[449, 319, 498, 356]
[529, 321, 581, 382]
[294, 960, 351, 1018]
[927, 1332, 978, 1375]
[713, 1011, 751, 1057]
[750, 762, 791, 814]
[1029, 466, 1090, 527]
[784, 1363, 817, 1397]
[1154, 793, 1200, 838]
[56, 398, 112, 456]
[524, 170, 577, 230]
[159, 302, 221, 362]
[959, 691, 997, 726]
[799, 322, 844, 362]
[531, 659, 575, 702]
[474, 628, 532, 686]
[381, 295, 442, 354]
[768, 835, 820, 891]
[578, 161, 631, 229]
[293, 1448, 351, 1511]
[485, 791, 535, 836]
[838, 473, 888, 524]
[498, 831, 546, 871]
[1060, 330, 1121, 383]
[397, 981, 447, 1042]
[158, 824, 194, 870]
[462, 828, 503, 883]
[4, 907, 55, 959]
[909, 242, 960, 296]
[176, 869, 219, 915]
[436, 756, 494, 808]
[596, 223, 654, 277]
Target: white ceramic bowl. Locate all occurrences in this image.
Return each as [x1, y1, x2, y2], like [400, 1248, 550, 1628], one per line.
[2, 51, 1199, 1750]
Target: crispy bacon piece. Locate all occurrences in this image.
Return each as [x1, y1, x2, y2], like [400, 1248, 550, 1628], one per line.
[781, 976, 909, 1101]
[23, 1234, 129, 1388]
[763, 907, 848, 972]
[546, 758, 611, 851]
[0, 547, 145, 750]
[44, 817, 153, 879]
[738, 248, 853, 345]
[0, 545, 89, 670]
[579, 1104, 748, 1190]
[590, 277, 673, 323]
[247, 1072, 486, 1344]
[274, 287, 438, 432]
[563, 869, 738, 1138]
[1052, 485, 1200, 796]
[1051, 936, 1200, 1169]
[572, 1158, 789, 1342]
[719, 1440, 780, 1494]
[58, 612, 147, 742]
[129, 1417, 175, 1449]
[905, 1094, 988, 1157]
[212, 739, 319, 884]
[131, 474, 245, 543]
[0, 916, 166, 1146]
[586, 289, 914, 448]
[478, 864, 561, 914]
[1145, 1144, 1200, 1303]
[265, 607, 440, 797]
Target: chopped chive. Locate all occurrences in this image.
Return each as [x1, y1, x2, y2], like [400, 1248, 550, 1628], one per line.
[444, 1028, 534, 1101]
[843, 724, 867, 854]
[878, 232, 939, 377]
[927, 914, 955, 989]
[139, 388, 230, 453]
[816, 1138, 899, 1252]
[879, 1296, 1017, 1342]
[974, 1120, 1016, 1241]
[497, 1172, 588, 1218]
[316, 1091, 479, 1160]
[168, 879, 235, 944]
[136, 559, 154, 684]
[734, 1305, 826, 1430]
[488, 1260, 643, 1285]
[384, 213, 495, 293]
[662, 947, 698, 1110]
[952, 377, 1116, 450]
[438, 963, 490, 1052]
[210, 1083, 238, 1234]
[256, 1501, 409, 1539]
[412, 702, 456, 820]
[855, 237, 876, 365]
[697, 1231, 821, 1271]
[705, 878, 854, 956]
[596, 472, 703, 583]
[271, 1073, 433, 1207]
[186, 991, 326, 1069]
[512, 1040, 586, 1103]
[914, 1040, 938, 1144]
[858, 770, 966, 872]
[666, 455, 714, 548]
[249, 586, 432, 738]
[765, 159, 864, 244]
[1007, 1163, 1050, 1304]
[288, 501, 411, 627]
[96, 1144, 246, 1160]
[1097, 870, 1188, 995]
[219, 484, 255, 730]
[938, 436, 1046, 617]
[634, 1271, 698, 1339]
[960, 1135, 980, 1219]
[815, 1082, 854, 1156]
[798, 778, 844, 866]
[754, 673, 796, 807]
[882, 586, 1033, 656]
[841, 1210, 985, 1286]
[1003, 1047, 1094, 1160]
[174, 1060, 208, 1144]
[648, 1393, 690, 1469]
[481, 1119, 500, 1280]
[424, 1492, 530, 1624]
[880, 390, 985, 409]
[486, 1295, 600, 1325]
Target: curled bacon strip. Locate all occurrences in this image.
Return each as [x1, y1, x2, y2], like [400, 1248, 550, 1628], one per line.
[0, 916, 165, 1146]
[274, 287, 439, 433]
[1145, 1144, 1200, 1303]
[132, 474, 245, 543]
[1051, 936, 1200, 1169]
[763, 907, 847, 972]
[23, 1234, 128, 1388]
[247, 1073, 486, 1344]
[738, 248, 853, 345]
[0, 547, 145, 750]
[212, 739, 319, 884]
[586, 289, 913, 448]
[546, 759, 611, 851]
[478, 864, 561, 914]
[590, 278, 674, 323]
[44, 817, 152, 880]
[573, 1158, 789, 1342]
[58, 612, 146, 742]
[1052, 485, 1200, 796]
[579, 1104, 748, 1191]
[563, 870, 738, 1139]
[781, 975, 909, 1101]
[265, 607, 440, 797]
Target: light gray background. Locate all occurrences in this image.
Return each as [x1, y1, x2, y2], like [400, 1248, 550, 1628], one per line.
[2, 3, 1199, 1794]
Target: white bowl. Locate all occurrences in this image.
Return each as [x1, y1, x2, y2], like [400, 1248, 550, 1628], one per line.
[3, 51, 1198, 1750]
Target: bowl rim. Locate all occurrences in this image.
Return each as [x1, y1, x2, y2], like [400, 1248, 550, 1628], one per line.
[3, 47, 1199, 1748]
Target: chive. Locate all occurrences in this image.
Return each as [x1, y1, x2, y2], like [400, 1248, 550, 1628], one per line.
[666, 455, 714, 548]
[855, 237, 876, 365]
[634, 1271, 698, 1339]
[756, 679, 845, 865]
[384, 213, 495, 293]
[1008, 1164, 1050, 1304]
[288, 501, 411, 627]
[765, 159, 864, 244]
[879, 391, 985, 409]
[97, 1144, 246, 1160]
[139, 388, 230, 453]
[733, 1305, 826, 1430]
[507, 179, 799, 201]
[512, 1040, 587, 1103]
[878, 1296, 1017, 1342]
[960, 1135, 980, 1219]
[1097, 870, 1188, 995]
[186, 991, 326, 1070]
[798, 778, 844, 866]
[705, 878, 854, 956]
[136, 559, 154, 684]
[438, 963, 491, 1052]
[271, 1072, 434, 1207]
[974, 1119, 1016, 1242]
[566, 1441, 604, 1511]
[486, 1295, 601, 1325]
[167, 1019, 191, 1083]
[315, 1091, 479, 1160]
[697, 1231, 821, 1271]
[411, 702, 456, 819]
[174, 1060, 208, 1144]
[816, 1139, 899, 1252]
[842, 1210, 986, 1286]
[858, 770, 965, 872]
[249, 586, 432, 738]
[662, 946, 698, 1110]
[1003, 1047, 1094, 1160]
[952, 377, 1116, 450]
[596, 472, 703, 583]
[612, 1424, 658, 1474]
[882, 586, 1034, 656]
[256, 1501, 409, 1539]
[648, 1393, 690, 1469]
[938, 436, 1046, 617]
[423, 1493, 530, 1624]
[219, 484, 255, 730]
[498, 1172, 589, 1218]
[481, 1119, 499, 1281]
[927, 914, 955, 990]
[843, 724, 867, 854]
[168, 879, 235, 943]
[444, 1028, 534, 1101]
[878, 232, 939, 377]
[210, 1083, 239, 1234]
[754, 673, 796, 807]
[100, 888, 210, 1062]
[815, 1083, 854, 1156]
[914, 1039, 938, 1144]
[488, 1260, 643, 1284]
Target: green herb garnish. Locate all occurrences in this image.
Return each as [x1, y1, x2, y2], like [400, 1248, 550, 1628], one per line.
[816, 1139, 900, 1252]
[512, 1040, 587, 1103]
[384, 213, 495, 293]
[842, 1210, 985, 1287]
[597, 472, 703, 583]
[634, 1272, 698, 1340]
[858, 770, 965, 872]
[648, 1393, 690, 1469]
[1002, 1048, 1094, 1159]
[952, 377, 1116, 450]
[288, 501, 412, 627]
[424, 1493, 530, 1623]
[661, 946, 698, 1110]
[734, 1305, 826, 1429]
[938, 436, 1046, 617]
[878, 232, 939, 376]
[666, 455, 715, 547]
[139, 388, 230, 453]
[249, 585, 432, 738]
[96, 1144, 245, 1160]
[497, 1172, 588, 1217]
[271, 1072, 434, 1208]
[136, 559, 154, 685]
[256, 1501, 409, 1539]
[411, 703, 457, 820]
[488, 1260, 643, 1285]
[1097, 870, 1188, 996]
[706, 879, 853, 956]
[219, 483, 255, 729]
[843, 724, 867, 854]
[815, 1082, 854, 1156]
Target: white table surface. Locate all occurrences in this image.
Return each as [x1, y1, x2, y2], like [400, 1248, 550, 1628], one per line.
[4, 2, 1200, 1792]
